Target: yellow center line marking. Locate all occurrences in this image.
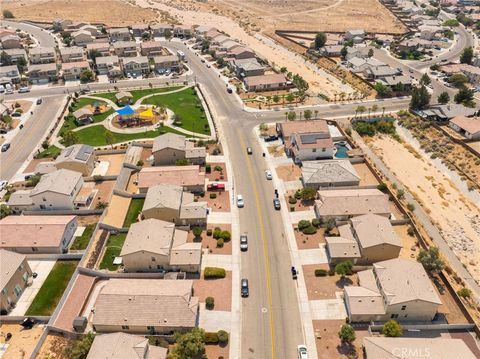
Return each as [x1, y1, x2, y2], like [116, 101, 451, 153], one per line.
[236, 129, 276, 359]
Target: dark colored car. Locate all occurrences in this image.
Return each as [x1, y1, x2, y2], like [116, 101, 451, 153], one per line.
[241, 278, 249, 297]
[273, 198, 281, 210]
[1, 143, 11, 152]
[36, 98, 43, 105]
[264, 135, 278, 142]
[227, 87, 233, 94]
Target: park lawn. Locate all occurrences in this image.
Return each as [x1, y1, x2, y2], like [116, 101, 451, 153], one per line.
[91, 92, 118, 102]
[70, 224, 96, 250]
[142, 87, 211, 135]
[60, 98, 114, 134]
[25, 261, 78, 316]
[74, 124, 184, 146]
[99, 233, 127, 271]
[123, 199, 145, 228]
[130, 86, 181, 103]
[34, 145, 61, 159]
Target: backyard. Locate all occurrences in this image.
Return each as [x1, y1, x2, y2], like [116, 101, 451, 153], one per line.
[25, 261, 78, 316]
[122, 198, 145, 227]
[99, 233, 127, 271]
[70, 224, 96, 250]
[34, 145, 61, 159]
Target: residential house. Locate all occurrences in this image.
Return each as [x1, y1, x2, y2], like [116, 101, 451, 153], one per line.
[210, 34, 230, 46]
[60, 46, 85, 63]
[314, 188, 391, 221]
[362, 337, 477, 359]
[54, 144, 96, 176]
[0, 65, 20, 84]
[1, 35, 21, 49]
[142, 184, 207, 226]
[79, 25, 100, 37]
[325, 213, 402, 264]
[91, 279, 199, 334]
[7, 169, 90, 211]
[377, 74, 413, 90]
[232, 58, 264, 78]
[244, 73, 289, 92]
[173, 25, 193, 38]
[345, 45, 370, 60]
[113, 41, 137, 57]
[28, 63, 58, 84]
[95, 55, 122, 77]
[418, 25, 443, 40]
[131, 24, 150, 38]
[140, 41, 163, 57]
[203, 29, 222, 41]
[345, 29, 366, 42]
[73, 108, 94, 125]
[301, 160, 360, 189]
[152, 55, 180, 73]
[460, 64, 480, 86]
[151, 24, 173, 37]
[137, 166, 206, 194]
[86, 43, 111, 57]
[122, 56, 150, 76]
[152, 133, 206, 166]
[109, 27, 131, 42]
[397, 38, 432, 54]
[62, 61, 90, 81]
[344, 258, 442, 322]
[2, 48, 27, 64]
[449, 115, 480, 140]
[194, 25, 216, 36]
[53, 18, 73, 30]
[0, 215, 77, 254]
[221, 40, 241, 52]
[72, 30, 94, 46]
[0, 250, 32, 314]
[120, 218, 202, 273]
[363, 65, 401, 80]
[320, 45, 344, 57]
[346, 57, 386, 73]
[87, 333, 167, 359]
[418, 104, 478, 121]
[28, 47, 56, 64]
[228, 46, 256, 60]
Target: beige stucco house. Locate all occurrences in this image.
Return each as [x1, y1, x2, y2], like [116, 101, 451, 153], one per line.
[87, 333, 167, 359]
[137, 166, 206, 194]
[54, 144, 96, 176]
[152, 133, 206, 166]
[28, 46, 56, 64]
[1, 250, 33, 314]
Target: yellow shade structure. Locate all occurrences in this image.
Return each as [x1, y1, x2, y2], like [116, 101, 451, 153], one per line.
[139, 107, 155, 118]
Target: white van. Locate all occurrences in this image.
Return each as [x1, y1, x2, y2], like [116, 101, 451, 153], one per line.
[0, 85, 5, 93]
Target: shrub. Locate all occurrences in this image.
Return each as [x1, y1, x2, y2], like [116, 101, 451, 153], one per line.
[206, 164, 211, 173]
[214, 165, 223, 172]
[3, 10, 14, 19]
[407, 203, 415, 211]
[204, 332, 219, 344]
[328, 268, 336, 276]
[335, 260, 353, 276]
[206, 296, 215, 309]
[315, 269, 328, 277]
[407, 226, 415, 237]
[210, 193, 217, 199]
[204, 267, 226, 278]
[457, 287, 472, 299]
[396, 189, 405, 200]
[213, 228, 222, 239]
[382, 320, 403, 337]
[93, 175, 103, 182]
[220, 230, 231, 242]
[312, 218, 321, 228]
[216, 239, 224, 247]
[298, 220, 311, 231]
[288, 196, 297, 205]
[377, 182, 388, 193]
[192, 227, 203, 237]
[294, 190, 302, 200]
[302, 225, 317, 235]
[15, 108, 23, 113]
[206, 228, 213, 236]
[217, 330, 229, 344]
[136, 159, 144, 166]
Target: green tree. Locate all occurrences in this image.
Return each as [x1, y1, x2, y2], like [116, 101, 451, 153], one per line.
[457, 287, 472, 299]
[374, 82, 392, 97]
[382, 320, 403, 337]
[338, 324, 356, 344]
[353, 122, 376, 136]
[460, 46, 474, 64]
[287, 111, 296, 121]
[292, 74, 309, 96]
[335, 260, 353, 277]
[443, 19, 459, 27]
[64, 332, 95, 359]
[449, 73, 469, 88]
[168, 328, 205, 359]
[0, 204, 12, 219]
[164, 29, 172, 39]
[299, 187, 316, 201]
[454, 86, 475, 105]
[304, 109, 312, 120]
[314, 32, 327, 49]
[2, 10, 14, 18]
[286, 93, 295, 103]
[88, 49, 101, 63]
[314, 110, 319, 119]
[80, 69, 94, 83]
[420, 73, 431, 86]
[355, 105, 366, 118]
[272, 94, 280, 104]
[0, 51, 12, 66]
[437, 91, 450, 104]
[63, 130, 79, 146]
[368, 48, 374, 58]
[340, 46, 348, 60]
[417, 247, 445, 274]
[409, 85, 430, 110]
[16, 57, 27, 73]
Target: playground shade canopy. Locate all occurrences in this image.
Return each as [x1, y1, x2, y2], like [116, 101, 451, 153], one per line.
[139, 107, 155, 118]
[116, 105, 135, 116]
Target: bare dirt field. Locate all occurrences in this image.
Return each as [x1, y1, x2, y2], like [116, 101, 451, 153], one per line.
[0, 324, 45, 359]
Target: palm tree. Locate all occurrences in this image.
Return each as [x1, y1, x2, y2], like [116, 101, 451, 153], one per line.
[314, 110, 319, 119]
[371, 104, 378, 116]
[284, 112, 288, 120]
[299, 111, 303, 120]
[356, 106, 366, 119]
[382, 106, 386, 118]
[367, 107, 372, 118]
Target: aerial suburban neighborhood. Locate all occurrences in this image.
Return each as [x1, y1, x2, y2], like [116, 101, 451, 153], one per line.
[0, 0, 480, 358]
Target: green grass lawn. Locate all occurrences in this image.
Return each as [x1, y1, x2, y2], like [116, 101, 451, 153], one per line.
[60, 98, 114, 134]
[130, 86, 181, 103]
[34, 145, 61, 159]
[70, 224, 96, 250]
[99, 233, 127, 271]
[91, 92, 118, 102]
[123, 199, 145, 228]
[74, 124, 184, 146]
[142, 87, 211, 135]
[25, 261, 78, 316]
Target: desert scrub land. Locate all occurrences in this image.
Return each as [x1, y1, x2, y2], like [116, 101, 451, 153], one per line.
[397, 112, 480, 191]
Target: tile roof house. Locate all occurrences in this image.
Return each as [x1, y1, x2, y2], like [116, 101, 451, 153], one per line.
[59, 46, 85, 63]
[72, 30, 95, 46]
[87, 332, 167, 359]
[151, 24, 173, 37]
[152, 55, 180, 72]
[325, 213, 402, 264]
[344, 258, 442, 322]
[140, 41, 163, 57]
[315, 188, 391, 220]
[122, 56, 150, 76]
[231, 58, 265, 78]
[301, 160, 361, 189]
[120, 218, 202, 273]
[227, 46, 256, 60]
[0, 249, 33, 313]
[449, 115, 480, 140]
[61, 61, 91, 81]
[137, 166, 206, 194]
[28, 47, 56, 64]
[113, 41, 138, 57]
[91, 279, 199, 334]
[152, 133, 206, 166]
[0, 215, 77, 254]
[109, 27, 131, 42]
[95, 55, 122, 77]
[1, 35, 21, 49]
[142, 184, 207, 226]
[86, 42, 111, 57]
[418, 104, 478, 121]
[244, 73, 289, 92]
[0, 65, 20, 83]
[2, 48, 27, 64]
[131, 24, 150, 38]
[362, 337, 477, 359]
[54, 144, 96, 176]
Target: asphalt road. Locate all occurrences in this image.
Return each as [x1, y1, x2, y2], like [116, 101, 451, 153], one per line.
[0, 20, 57, 48]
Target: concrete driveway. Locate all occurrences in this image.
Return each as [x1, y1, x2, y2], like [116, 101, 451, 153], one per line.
[309, 299, 347, 320]
[298, 248, 328, 266]
[198, 303, 231, 332]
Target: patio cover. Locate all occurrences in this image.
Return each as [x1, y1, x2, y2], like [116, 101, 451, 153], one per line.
[116, 105, 135, 116]
[139, 107, 154, 118]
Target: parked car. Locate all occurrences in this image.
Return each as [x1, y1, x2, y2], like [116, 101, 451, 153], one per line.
[36, 98, 43, 105]
[18, 87, 30, 93]
[273, 198, 281, 210]
[241, 278, 249, 297]
[0, 128, 7, 134]
[264, 135, 278, 142]
[0, 180, 8, 191]
[207, 183, 225, 191]
[227, 87, 233, 94]
[11, 112, 21, 117]
[0, 85, 5, 93]
[237, 194, 244, 208]
[246, 147, 252, 155]
[240, 235, 248, 251]
[297, 345, 308, 359]
[265, 170, 272, 180]
[1, 143, 11, 152]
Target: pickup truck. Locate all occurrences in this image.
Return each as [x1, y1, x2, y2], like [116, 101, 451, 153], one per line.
[207, 183, 225, 191]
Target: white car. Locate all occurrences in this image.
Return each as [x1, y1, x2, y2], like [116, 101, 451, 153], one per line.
[265, 170, 272, 180]
[297, 345, 308, 359]
[237, 194, 244, 208]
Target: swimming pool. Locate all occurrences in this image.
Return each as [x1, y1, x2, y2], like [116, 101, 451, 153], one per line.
[334, 143, 349, 158]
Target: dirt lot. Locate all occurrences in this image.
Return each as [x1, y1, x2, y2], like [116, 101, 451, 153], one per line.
[36, 334, 72, 359]
[97, 153, 125, 175]
[303, 264, 358, 300]
[352, 163, 379, 186]
[91, 179, 115, 208]
[394, 224, 418, 260]
[205, 162, 228, 182]
[276, 164, 301, 182]
[23, 158, 53, 173]
[205, 343, 229, 359]
[267, 144, 285, 157]
[200, 190, 230, 212]
[0, 324, 45, 359]
[206, 143, 223, 155]
[193, 271, 232, 311]
[295, 226, 326, 250]
[285, 191, 315, 211]
[76, 214, 101, 226]
[187, 223, 232, 255]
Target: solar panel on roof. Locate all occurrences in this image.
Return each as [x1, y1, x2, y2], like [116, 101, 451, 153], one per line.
[75, 145, 92, 161]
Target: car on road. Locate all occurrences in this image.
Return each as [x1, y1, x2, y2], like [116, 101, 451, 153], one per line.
[0, 180, 8, 191]
[246, 147, 252, 155]
[201, 59, 205, 63]
[297, 345, 308, 359]
[240, 235, 248, 251]
[18, 87, 30, 93]
[241, 278, 249, 297]
[11, 112, 21, 117]
[36, 98, 42, 105]
[265, 170, 272, 180]
[273, 198, 281, 210]
[1, 143, 11, 152]
[237, 194, 244, 208]
[206, 64, 211, 68]
[0, 128, 7, 134]
[227, 87, 233, 94]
